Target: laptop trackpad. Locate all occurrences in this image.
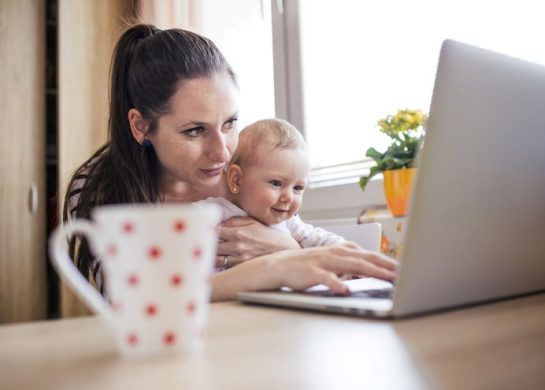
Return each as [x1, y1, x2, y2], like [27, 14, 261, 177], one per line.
[275, 278, 395, 313]
[284, 277, 394, 296]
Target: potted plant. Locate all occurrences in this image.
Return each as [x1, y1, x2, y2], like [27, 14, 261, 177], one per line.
[359, 109, 427, 216]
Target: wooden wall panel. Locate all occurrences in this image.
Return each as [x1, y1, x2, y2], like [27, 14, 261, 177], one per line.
[0, 0, 47, 323]
[58, 0, 138, 317]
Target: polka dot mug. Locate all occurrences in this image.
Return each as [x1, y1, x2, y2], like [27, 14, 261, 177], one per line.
[49, 203, 220, 358]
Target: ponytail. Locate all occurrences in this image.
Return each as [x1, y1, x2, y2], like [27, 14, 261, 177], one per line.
[107, 24, 162, 203]
[109, 24, 159, 151]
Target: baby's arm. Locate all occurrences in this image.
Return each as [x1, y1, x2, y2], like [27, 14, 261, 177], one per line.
[286, 215, 350, 248]
[286, 216, 368, 279]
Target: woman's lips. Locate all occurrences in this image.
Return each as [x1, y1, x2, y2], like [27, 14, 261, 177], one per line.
[201, 165, 225, 177]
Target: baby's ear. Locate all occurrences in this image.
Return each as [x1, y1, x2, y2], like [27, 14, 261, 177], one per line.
[226, 164, 243, 194]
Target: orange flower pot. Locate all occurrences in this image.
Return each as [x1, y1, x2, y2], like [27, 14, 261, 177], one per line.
[383, 168, 416, 217]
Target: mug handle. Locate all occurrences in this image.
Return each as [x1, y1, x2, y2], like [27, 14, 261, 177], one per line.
[49, 220, 113, 322]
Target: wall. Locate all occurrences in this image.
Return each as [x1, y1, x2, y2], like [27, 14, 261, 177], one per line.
[58, 0, 138, 317]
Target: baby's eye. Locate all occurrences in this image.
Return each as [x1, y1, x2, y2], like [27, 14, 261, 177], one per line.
[293, 185, 306, 192]
[269, 179, 282, 187]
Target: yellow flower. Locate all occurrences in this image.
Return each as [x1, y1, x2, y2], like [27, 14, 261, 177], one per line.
[377, 109, 426, 137]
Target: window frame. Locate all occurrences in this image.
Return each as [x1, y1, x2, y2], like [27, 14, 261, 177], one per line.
[270, 0, 385, 221]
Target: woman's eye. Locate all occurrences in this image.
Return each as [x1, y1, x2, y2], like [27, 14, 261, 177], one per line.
[183, 127, 204, 137]
[223, 117, 238, 129]
[269, 180, 282, 187]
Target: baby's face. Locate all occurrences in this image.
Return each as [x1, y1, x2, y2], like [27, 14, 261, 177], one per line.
[236, 146, 310, 225]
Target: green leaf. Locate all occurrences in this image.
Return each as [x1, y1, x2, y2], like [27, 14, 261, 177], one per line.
[365, 147, 384, 162]
[359, 176, 370, 191]
[359, 165, 384, 191]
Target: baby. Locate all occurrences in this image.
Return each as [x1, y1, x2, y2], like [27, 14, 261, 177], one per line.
[204, 118, 357, 269]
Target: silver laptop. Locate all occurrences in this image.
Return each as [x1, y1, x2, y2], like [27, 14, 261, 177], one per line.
[238, 40, 545, 318]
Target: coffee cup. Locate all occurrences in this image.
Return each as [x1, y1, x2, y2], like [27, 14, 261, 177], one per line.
[49, 203, 220, 357]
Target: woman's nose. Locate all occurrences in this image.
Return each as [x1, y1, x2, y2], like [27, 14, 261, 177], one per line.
[207, 132, 230, 163]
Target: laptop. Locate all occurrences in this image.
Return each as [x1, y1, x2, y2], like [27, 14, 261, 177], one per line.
[238, 40, 545, 318]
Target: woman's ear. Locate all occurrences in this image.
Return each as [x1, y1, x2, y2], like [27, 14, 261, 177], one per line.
[226, 164, 243, 194]
[128, 108, 150, 145]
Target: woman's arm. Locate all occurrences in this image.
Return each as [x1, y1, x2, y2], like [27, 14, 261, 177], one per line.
[210, 246, 398, 301]
[216, 217, 301, 266]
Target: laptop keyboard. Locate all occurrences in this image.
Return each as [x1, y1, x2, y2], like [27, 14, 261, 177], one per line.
[305, 287, 394, 299]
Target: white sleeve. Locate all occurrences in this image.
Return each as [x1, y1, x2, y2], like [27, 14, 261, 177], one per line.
[194, 197, 248, 221]
[286, 215, 347, 248]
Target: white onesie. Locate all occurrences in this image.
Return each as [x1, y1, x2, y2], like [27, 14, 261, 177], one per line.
[199, 197, 347, 248]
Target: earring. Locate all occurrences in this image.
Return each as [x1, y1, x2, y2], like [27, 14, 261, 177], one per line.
[232, 186, 239, 193]
[142, 139, 152, 148]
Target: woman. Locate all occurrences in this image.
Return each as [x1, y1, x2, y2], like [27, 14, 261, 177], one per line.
[64, 24, 397, 301]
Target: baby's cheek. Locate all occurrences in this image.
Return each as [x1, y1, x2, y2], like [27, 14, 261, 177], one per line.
[290, 201, 302, 217]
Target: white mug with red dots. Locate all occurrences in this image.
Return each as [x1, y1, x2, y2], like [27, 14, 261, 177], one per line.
[49, 203, 220, 358]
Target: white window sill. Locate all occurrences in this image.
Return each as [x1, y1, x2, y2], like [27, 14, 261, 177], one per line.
[299, 161, 387, 224]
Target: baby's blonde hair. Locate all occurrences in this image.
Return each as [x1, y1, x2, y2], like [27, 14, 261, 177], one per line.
[231, 118, 306, 166]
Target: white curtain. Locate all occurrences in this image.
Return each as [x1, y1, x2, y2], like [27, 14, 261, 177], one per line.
[138, 0, 265, 36]
[138, 0, 195, 30]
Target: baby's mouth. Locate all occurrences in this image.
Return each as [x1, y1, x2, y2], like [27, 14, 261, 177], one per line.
[271, 207, 289, 213]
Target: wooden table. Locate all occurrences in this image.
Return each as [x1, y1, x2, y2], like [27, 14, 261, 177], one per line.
[1, 294, 545, 389]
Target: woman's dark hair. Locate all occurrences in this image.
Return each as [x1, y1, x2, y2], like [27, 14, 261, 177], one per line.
[63, 24, 236, 284]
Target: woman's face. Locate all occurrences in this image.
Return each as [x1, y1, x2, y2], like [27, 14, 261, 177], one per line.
[149, 72, 239, 197]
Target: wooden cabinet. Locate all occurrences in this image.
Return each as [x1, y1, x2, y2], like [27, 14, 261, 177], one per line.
[0, 0, 47, 323]
[57, 0, 138, 318]
[0, 0, 139, 322]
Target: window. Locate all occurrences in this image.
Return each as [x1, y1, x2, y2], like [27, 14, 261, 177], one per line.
[274, 0, 545, 173]
[141, 0, 276, 129]
[199, 0, 276, 128]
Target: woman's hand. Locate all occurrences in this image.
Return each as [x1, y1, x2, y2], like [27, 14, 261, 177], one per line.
[270, 246, 397, 293]
[339, 241, 370, 279]
[215, 217, 300, 268]
[210, 246, 398, 301]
